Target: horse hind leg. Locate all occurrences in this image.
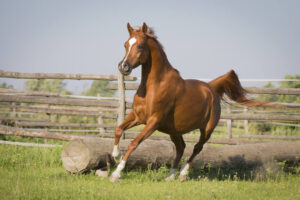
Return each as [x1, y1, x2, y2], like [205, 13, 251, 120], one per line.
[178, 123, 216, 181]
[165, 135, 186, 181]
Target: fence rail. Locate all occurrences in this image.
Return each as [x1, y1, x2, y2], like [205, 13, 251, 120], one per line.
[108, 82, 300, 95]
[0, 70, 137, 81]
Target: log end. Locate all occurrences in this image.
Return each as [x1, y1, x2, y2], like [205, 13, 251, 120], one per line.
[61, 139, 91, 173]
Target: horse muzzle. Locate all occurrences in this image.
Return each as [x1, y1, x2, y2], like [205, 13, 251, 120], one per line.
[118, 61, 133, 75]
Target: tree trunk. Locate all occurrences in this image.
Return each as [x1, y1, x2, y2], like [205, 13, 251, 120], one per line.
[61, 138, 300, 173]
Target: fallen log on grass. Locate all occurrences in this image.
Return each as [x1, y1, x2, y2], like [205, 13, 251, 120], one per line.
[61, 138, 300, 173]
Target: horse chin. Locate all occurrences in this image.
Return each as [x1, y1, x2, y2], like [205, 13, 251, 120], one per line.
[121, 70, 132, 76]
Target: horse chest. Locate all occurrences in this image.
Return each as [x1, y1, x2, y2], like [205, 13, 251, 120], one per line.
[133, 93, 163, 123]
[133, 96, 148, 123]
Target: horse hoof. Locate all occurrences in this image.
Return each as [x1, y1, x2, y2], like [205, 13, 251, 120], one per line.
[178, 174, 187, 182]
[164, 174, 175, 181]
[95, 169, 109, 178]
[109, 176, 120, 183]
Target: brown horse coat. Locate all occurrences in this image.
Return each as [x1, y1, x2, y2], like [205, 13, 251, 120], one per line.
[110, 23, 275, 182]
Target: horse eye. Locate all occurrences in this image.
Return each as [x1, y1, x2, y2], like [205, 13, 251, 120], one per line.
[137, 44, 144, 49]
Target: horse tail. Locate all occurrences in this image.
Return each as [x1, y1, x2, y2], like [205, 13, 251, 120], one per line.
[208, 70, 278, 107]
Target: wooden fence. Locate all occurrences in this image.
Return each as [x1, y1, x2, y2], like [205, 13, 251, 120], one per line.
[0, 70, 299, 144]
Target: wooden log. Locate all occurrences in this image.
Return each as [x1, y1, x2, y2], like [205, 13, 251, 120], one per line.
[61, 138, 175, 173]
[0, 70, 137, 81]
[190, 141, 300, 169]
[61, 137, 300, 173]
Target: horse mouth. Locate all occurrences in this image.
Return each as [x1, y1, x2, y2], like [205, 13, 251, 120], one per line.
[118, 62, 133, 75]
[119, 67, 132, 75]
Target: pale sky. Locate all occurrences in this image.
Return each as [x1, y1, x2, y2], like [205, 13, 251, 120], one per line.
[0, 0, 299, 93]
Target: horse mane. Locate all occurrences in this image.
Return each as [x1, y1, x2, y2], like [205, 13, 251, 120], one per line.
[137, 26, 165, 50]
[137, 26, 178, 73]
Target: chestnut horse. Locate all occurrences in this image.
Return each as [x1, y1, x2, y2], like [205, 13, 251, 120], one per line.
[110, 23, 274, 182]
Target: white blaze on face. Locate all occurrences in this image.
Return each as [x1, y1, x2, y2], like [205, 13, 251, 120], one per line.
[121, 37, 137, 67]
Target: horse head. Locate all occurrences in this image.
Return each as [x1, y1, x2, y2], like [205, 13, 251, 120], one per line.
[118, 22, 151, 75]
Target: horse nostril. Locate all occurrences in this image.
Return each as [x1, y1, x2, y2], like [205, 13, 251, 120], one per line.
[118, 61, 132, 75]
[123, 65, 130, 72]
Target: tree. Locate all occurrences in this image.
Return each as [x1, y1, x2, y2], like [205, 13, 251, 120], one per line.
[253, 74, 300, 135]
[82, 80, 114, 97]
[278, 75, 300, 103]
[0, 82, 13, 89]
[25, 79, 72, 95]
[257, 74, 300, 103]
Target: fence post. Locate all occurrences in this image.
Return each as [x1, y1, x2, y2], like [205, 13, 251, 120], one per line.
[243, 106, 249, 134]
[226, 104, 232, 139]
[44, 104, 51, 143]
[97, 93, 105, 135]
[12, 102, 18, 127]
[117, 71, 126, 139]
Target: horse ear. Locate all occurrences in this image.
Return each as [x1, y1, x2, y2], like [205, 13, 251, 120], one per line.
[127, 23, 133, 35]
[142, 22, 148, 33]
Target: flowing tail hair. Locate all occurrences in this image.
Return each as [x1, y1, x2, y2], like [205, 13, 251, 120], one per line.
[209, 70, 279, 107]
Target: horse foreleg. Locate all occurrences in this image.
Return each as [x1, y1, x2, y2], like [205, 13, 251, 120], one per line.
[165, 135, 186, 181]
[178, 127, 213, 181]
[110, 115, 160, 182]
[112, 111, 138, 162]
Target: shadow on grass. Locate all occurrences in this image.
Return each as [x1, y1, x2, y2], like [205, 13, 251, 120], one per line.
[120, 155, 300, 182]
[188, 156, 299, 181]
[75, 154, 299, 182]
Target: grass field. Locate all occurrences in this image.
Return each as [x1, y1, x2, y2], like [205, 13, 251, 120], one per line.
[0, 142, 299, 200]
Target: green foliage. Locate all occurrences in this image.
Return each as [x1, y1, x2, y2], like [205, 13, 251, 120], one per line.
[253, 74, 300, 135]
[82, 80, 114, 97]
[0, 144, 299, 200]
[24, 79, 72, 95]
[258, 74, 300, 103]
[0, 82, 13, 89]
[278, 74, 300, 103]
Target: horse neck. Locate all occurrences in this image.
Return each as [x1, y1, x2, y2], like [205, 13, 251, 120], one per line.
[140, 39, 171, 89]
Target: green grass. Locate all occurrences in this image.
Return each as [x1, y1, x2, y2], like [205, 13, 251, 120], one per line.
[0, 144, 299, 200]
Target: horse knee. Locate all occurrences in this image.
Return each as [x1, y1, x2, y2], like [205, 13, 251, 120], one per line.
[128, 141, 138, 152]
[115, 127, 123, 138]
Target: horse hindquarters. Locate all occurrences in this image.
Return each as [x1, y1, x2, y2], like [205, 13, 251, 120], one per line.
[177, 84, 221, 181]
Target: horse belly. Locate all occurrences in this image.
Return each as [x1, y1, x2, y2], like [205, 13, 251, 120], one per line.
[171, 85, 215, 133]
[175, 107, 209, 133]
